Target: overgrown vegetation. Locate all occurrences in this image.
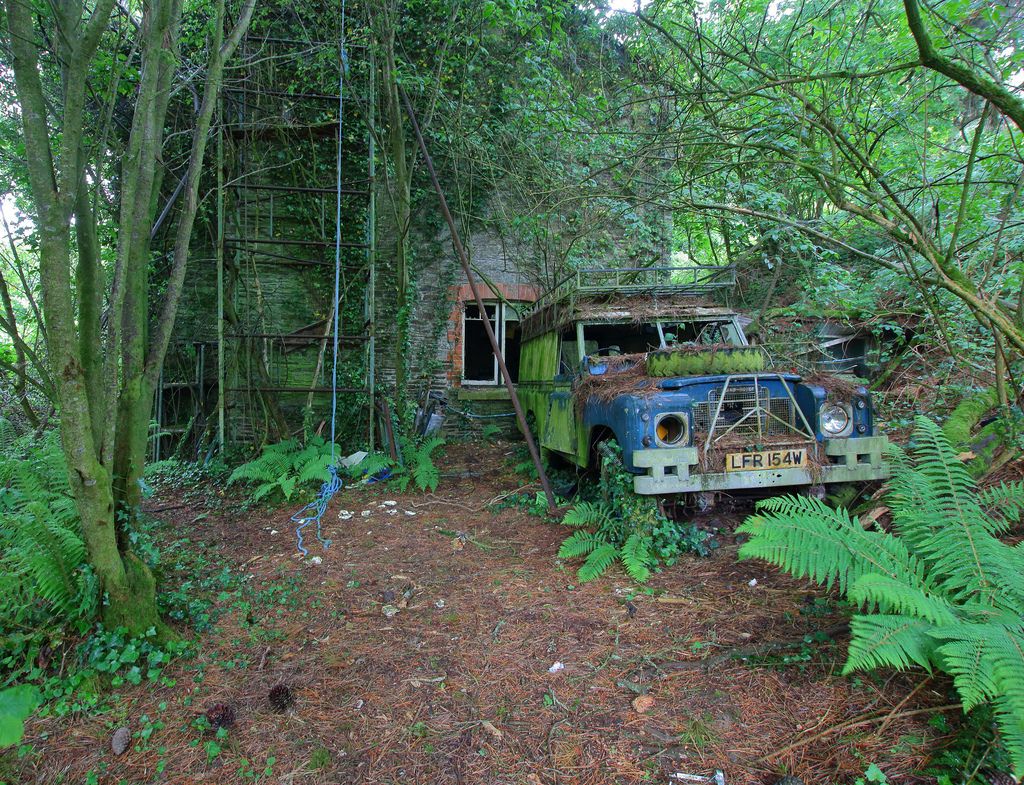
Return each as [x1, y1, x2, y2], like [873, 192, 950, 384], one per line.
[739, 418, 1024, 777]
[0, 424, 96, 630]
[346, 437, 445, 493]
[227, 437, 336, 502]
[558, 443, 713, 583]
[226, 435, 446, 504]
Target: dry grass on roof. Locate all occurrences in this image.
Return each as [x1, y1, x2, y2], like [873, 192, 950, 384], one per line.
[574, 295, 722, 324]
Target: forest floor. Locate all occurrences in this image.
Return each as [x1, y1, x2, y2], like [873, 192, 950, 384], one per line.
[21, 441, 952, 785]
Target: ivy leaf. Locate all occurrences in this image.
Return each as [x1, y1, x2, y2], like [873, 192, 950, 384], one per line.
[0, 685, 41, 747]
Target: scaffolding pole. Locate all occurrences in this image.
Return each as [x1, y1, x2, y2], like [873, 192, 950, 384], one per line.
[367, 47, 376, 452]
[216, 95, 226, 450]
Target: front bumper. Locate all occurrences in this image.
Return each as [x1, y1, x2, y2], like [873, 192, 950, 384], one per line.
[632, 436, 889, 495]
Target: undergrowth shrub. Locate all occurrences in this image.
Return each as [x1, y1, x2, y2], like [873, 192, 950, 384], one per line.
[0, 421, 214, 721]
[229, 435, 447, 502]
[558, 442, 713, 583]
[737, 417, 1024, 778]
[227, 437, 335, 502]
[0, 423, 96, 632]
[347, 436, 444, 493]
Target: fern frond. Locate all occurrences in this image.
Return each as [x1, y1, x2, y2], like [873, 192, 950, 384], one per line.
[266, 438, 300, 456]
[350, 452, 393, 477]
[228, 450, 291, 485]
[620, 533, 653, 583]
[412, 453, 440, 492]
[558, 530, 606, 559]
[297, 453, 333, 485]
[1, 513, 87, 619]
[934, 625, 1024, 775]
[561, 501, 613, 529]
[278, 475, 297, 500]
[978, 481, 1024, 530]
[577, 543, 618, 583]
[738, 495, 924, 594]
[848, 573, 958, 625]
[842, 614, 937, 674]
[250, 481, 281, 503]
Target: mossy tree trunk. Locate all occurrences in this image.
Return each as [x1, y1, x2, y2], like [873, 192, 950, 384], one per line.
[372, 6, 414, 418]
[4, 0, 254, 633]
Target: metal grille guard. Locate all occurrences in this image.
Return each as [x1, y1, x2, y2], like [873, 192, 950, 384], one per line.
[699, 373, 817, 455]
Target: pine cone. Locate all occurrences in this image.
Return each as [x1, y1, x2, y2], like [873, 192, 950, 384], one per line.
[205, 702, 236, 729]
[268, 684, 293, 713]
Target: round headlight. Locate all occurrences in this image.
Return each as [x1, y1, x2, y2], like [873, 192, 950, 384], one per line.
[656, 414, 688, 445]
[820, 402, 851, 436]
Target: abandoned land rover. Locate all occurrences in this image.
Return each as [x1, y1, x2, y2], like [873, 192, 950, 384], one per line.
[517, 265, 890, 500]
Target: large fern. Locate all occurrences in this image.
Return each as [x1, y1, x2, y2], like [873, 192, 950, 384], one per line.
[345, 437, 445, 493]
[737, 416, 1024, 777]
[0, 425, 96, 629]
[228, 437, 335, 502]
[556, 500, 657, 583]
[398, 436, 443, 492]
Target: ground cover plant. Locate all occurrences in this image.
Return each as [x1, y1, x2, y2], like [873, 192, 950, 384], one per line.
[558, 443, 713, 583]
[738, 418, 1024, 779]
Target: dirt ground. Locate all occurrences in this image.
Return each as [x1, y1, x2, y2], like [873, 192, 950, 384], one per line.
[21, 442, 950, 785]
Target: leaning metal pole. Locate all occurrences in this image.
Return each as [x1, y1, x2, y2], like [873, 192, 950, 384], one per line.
[399, 86, 558, 514]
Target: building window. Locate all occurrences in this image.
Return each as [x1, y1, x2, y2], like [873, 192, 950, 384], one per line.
[462, 301, 522, 384]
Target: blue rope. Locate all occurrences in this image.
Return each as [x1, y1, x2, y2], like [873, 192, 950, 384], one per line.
[293, 1, 347, 557]
[292, 465, 341, 555]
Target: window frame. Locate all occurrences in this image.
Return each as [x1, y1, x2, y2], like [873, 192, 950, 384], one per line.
[461, 300, 522, 386]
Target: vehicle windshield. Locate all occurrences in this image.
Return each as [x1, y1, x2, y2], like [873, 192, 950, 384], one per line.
[661, 319, 744, 347]
[561, 318, 745, 374]
[577, 319, 744, 358]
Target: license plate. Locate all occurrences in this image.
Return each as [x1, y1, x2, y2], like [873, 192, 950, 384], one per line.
[725, 448, 808, 472]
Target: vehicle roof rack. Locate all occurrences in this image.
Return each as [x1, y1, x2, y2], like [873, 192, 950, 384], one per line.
[529, 264, 736, 314]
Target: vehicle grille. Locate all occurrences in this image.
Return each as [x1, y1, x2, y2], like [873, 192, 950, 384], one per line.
[692, 384, 796, 439]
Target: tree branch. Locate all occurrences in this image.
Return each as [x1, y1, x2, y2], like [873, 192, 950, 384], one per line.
[904, 0, 1024, 133]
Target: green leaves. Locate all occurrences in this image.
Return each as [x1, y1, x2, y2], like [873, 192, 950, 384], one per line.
[0, 685, 40, 747]
[739, 417, 1024, 777]
[408, 437, 443, 493]
[228, 437, 336, 504]
[0, 428, 96, 627]
[556, 444, 706, 583]
[577, 543, 619, 584]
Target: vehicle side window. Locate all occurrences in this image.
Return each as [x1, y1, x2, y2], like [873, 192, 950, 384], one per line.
[582, 323, 661, 355]
[663, 320, 743, 347]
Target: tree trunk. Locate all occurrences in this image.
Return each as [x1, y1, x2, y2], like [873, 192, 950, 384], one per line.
[376, 11, 413, 415]
[4, 0, 251, 635]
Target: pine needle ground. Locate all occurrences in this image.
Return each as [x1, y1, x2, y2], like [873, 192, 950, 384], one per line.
[21, 442, 945, 784]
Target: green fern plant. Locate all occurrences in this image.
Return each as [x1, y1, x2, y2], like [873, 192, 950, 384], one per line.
[0, 426, 97, 629]
[557, 444, 710, 583]
[228, 437, 335, 502]
[558, 501, 655, 583]
[346, 438, 444, 493]
[737, 416, 1024, 778]
[398, 436, 443, 493]
[345, 451, 395, 480]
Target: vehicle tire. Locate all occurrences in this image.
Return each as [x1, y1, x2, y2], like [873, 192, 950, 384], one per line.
[646, 346, 765, 377]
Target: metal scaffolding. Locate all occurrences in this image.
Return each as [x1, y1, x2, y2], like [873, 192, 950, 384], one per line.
[154, 6, 376, 458]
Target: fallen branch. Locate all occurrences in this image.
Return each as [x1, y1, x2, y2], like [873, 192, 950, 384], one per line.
[767, 703, 963, 761]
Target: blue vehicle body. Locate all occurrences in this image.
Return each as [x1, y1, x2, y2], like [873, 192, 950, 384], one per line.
[518, 297, 890, 497]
